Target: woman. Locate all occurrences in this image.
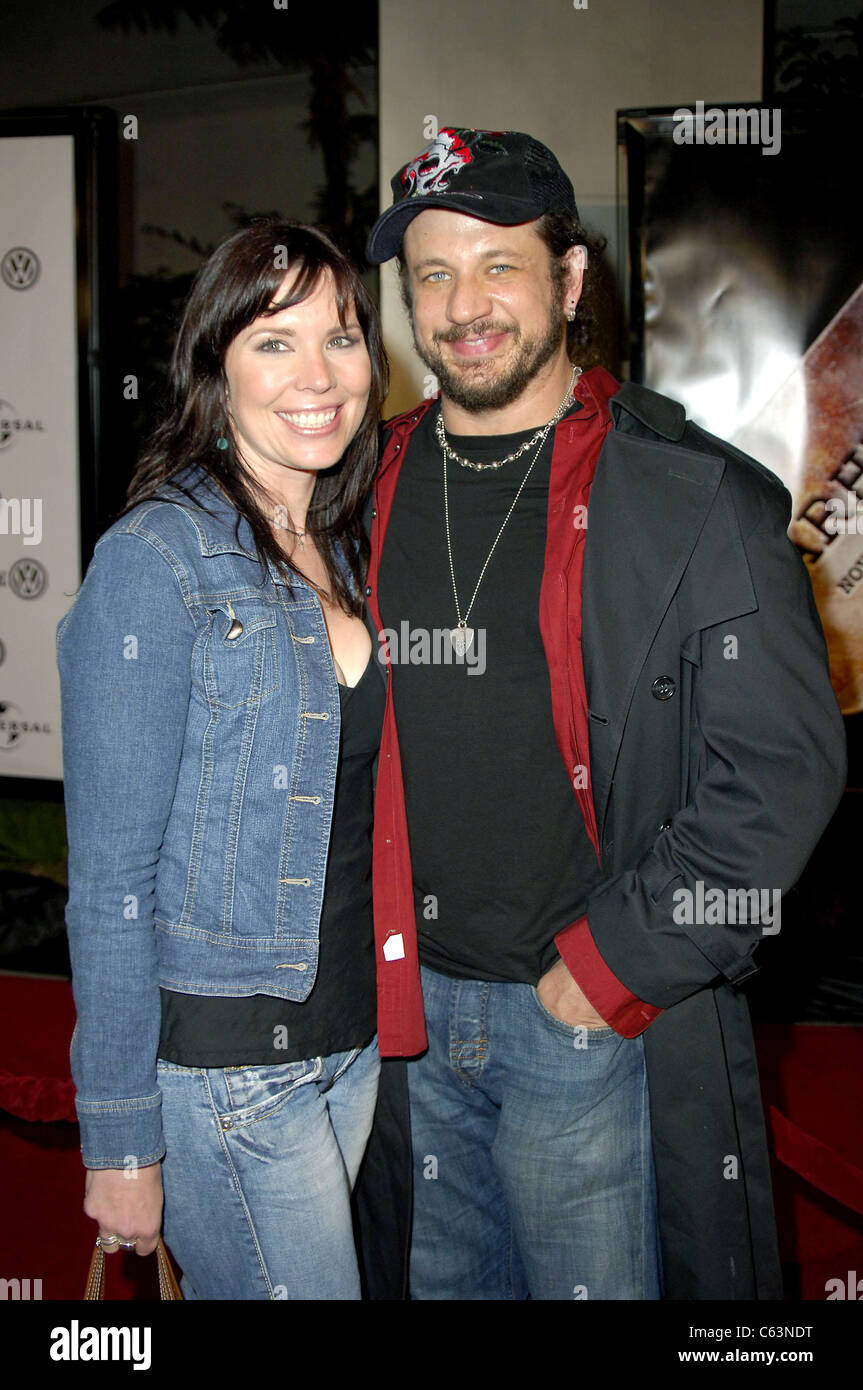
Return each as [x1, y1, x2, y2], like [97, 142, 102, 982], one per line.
[57, 222, 389, 1299]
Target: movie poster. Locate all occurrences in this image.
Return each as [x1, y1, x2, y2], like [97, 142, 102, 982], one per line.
[618, 104, 863, 715]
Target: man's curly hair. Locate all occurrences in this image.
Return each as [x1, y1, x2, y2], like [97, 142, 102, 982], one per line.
[534, 212, 610, 369]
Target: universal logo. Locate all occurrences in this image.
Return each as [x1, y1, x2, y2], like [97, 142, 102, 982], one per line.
[1, 247, 40, 291]
[0, 701, 52, 750]
[0, 400, 45, 450]
[0, 559, 48, 599]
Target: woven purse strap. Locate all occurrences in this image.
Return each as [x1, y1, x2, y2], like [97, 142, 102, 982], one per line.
[84, 1236, 182, 1300]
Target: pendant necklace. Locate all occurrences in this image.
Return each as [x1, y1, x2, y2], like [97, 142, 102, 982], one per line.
[440, 365, 580, 655]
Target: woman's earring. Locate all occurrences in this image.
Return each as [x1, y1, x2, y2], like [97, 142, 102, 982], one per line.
[216, 426, 229, 451]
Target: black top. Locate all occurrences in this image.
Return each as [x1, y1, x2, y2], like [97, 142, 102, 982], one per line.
[377, 402, 602, 984]
[157, 653, 384, 1066]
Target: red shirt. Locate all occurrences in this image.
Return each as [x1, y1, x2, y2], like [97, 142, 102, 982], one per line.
[367, 367, 661, 1056]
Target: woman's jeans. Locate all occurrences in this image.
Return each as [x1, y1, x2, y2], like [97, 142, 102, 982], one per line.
[156, 1037, 380, 1299]
[407, 967, 661, 1300]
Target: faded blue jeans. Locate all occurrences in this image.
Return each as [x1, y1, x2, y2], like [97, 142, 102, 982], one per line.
[407, 966, 661, 1300]
[156, 1037, 380, 1299]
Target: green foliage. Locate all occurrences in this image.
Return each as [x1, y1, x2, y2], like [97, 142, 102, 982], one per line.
[95, 0, 379, 262]
[0, 800, 68, 885]
[775, 10, 863, 102]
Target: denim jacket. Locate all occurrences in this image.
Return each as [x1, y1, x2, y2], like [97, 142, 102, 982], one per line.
[57, 466, 378, 1167]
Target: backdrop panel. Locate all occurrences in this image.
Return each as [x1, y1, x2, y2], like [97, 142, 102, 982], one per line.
[0, 109, 116, 790]
[0, 134, 78, 780]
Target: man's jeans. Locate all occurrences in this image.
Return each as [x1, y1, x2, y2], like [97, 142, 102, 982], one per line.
[407, 966, 661, 1300]
[156, 1037, 379, 1299]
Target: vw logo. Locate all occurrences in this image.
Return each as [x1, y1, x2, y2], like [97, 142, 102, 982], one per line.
[9, 558, 47, 599]
[1, 247, 40, 291]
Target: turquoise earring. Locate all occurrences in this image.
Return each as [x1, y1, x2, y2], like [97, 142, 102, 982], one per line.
[216, 425, 229, 451]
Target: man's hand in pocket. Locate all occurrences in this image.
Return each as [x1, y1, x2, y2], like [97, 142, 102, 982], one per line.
[536, 958, 610, 1028]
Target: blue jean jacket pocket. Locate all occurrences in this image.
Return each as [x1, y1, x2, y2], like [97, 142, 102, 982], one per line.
[204, 602, 279, 709]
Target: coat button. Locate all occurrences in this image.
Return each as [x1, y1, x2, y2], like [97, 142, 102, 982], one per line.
[365, 586, 372, 596]
[651, 675, 676, 700]
[371, 509, 377, 518]
[659, 819, 672, 832]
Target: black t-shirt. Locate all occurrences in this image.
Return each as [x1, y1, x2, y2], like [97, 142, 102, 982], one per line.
[376, 402, 602, 984]
[157, 653, 384, 1066]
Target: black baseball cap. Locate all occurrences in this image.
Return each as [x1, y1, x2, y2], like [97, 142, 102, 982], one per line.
[366, 127, 579, 264]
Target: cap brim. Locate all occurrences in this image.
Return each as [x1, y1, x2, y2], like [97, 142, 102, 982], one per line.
[366, 192, 545, 264]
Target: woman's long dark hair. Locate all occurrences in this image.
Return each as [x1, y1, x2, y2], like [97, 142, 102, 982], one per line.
[124, 221, 389, 615]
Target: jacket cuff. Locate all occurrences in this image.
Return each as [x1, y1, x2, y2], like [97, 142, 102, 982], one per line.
[553, 916, 662, 1037]
[75, 1092, 165, 1171]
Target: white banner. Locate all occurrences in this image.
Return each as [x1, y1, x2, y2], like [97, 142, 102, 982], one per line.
[0, 134, 80, 779]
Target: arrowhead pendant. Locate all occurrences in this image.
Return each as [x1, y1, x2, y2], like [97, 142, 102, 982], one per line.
[449, 625, 474, 657]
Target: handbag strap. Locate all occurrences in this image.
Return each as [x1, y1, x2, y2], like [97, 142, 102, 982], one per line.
[156, 1237, 183, 1300]
[84, 1236, 183, 1300]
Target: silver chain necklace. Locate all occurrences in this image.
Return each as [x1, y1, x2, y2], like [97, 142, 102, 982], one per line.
[435, 365, 581, 470]
[442, 365, 579, 656]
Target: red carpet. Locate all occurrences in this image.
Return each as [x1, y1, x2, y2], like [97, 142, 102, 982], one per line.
[0, 976, 163, 1299]
[754, 1020, 863, 1300]
[1, 974, 861, 1300]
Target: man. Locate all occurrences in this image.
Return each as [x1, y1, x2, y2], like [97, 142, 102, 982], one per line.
[354, 127, 846, 1300]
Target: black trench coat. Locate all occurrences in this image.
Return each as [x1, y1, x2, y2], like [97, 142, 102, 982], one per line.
[355, 382, 847, 1300]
